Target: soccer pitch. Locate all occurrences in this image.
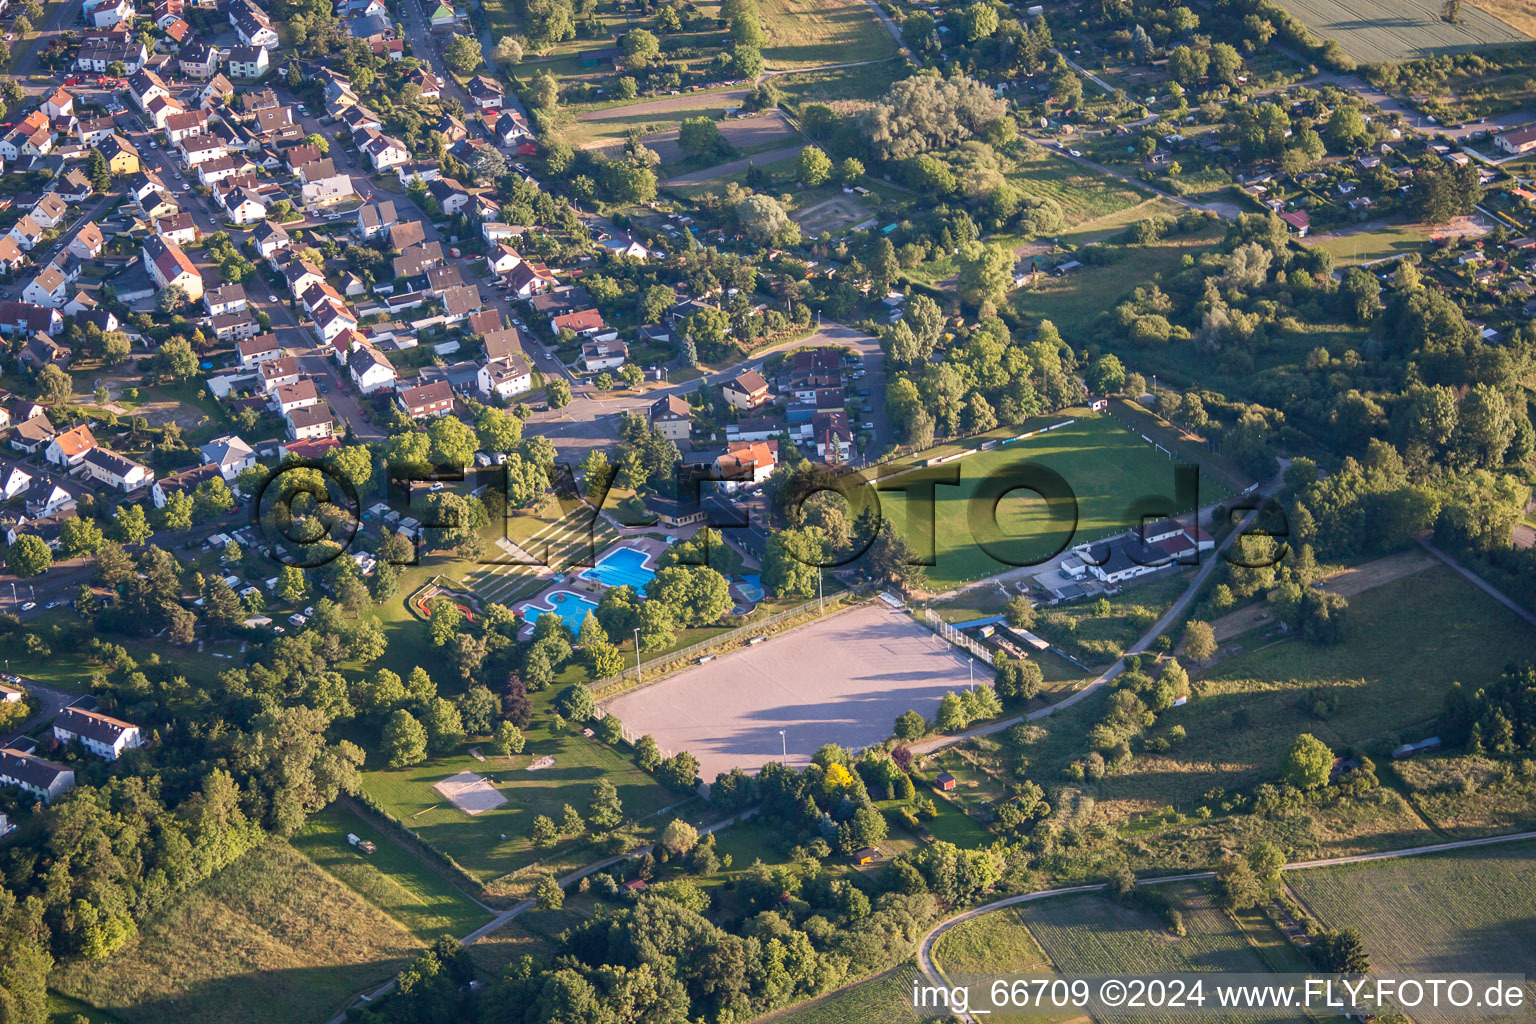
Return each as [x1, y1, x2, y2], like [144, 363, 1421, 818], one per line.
[877, 415, 1224, 587]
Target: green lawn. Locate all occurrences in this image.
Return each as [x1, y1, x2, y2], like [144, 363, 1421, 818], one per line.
[51, 841, 421, 1024]
[877, 414, 1220, 587]
[1089, 562, 1536, 858]
[757, 0, 897, 68]
[360, 715, 676, 894]
[1308, 221, 1435, 265]
[291, 803, 493, 942]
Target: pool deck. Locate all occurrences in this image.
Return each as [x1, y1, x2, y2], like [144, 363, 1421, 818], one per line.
[517, 536, 670, 637]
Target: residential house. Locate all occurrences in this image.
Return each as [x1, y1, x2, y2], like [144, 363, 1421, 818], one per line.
[75, 37, 148, 73]
[22, 267, 68, 308]
[300, 172, 354, 211]
[554, 308, 607, 337]
[355, 199, 397, 240]
[272, 379, 319, 415]
[225, 186, 266, 225]
[9, 415, 57, 454]
[19, 333, 70, 371]
[200, 434, 256, 480]
[648, 394, 691, 441]
[285, 402, 334, 440]
[0, 747, 75, 803]
[580, 338, 627, 371]
[98, 133, 140, 175]
[348, 344, 397, 394]
[54, 706, 143, 761]
[810, 410, 851, 461]
[142, 235, 203, 301]
[716, 440, 777, 489]
[252, 220, 289, 260]
[599, 234, 648, 260]
[258, 356, 300, 392]
[205, 282, 248, 317]
[486, 244, 521, 275]
[428, 177, 469, 215]
[359, 129, 408, 170]
[45, 424, 98, 467]
[150, 461, 219, 508]
[0, 302, 62, 337]
[227, 45, 271, 80]
[476, 353, 531, 400]
[178, 40, 220, 78]
[68, 221, 104, 260]
[396, 380, 454, 419]
[236, 333, 282, 368]
[311, 299, 358, 343]
[163, 109, 209, 144]
[7, 215, 44, 252]
[82, 448, 154, 493]
[1495, 124, 1536, 157]
[466, 75, 504, 110]
[155, 212, 197, 245]
[29, 194, 69, 231]
[722, 369, 770, 412]
[504, 259, 555, 297]
[441, 284, 482, 323]
[129, 69, 171, 111]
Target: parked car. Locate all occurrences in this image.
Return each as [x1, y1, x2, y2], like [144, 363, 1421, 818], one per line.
[20, 602, 35, 611]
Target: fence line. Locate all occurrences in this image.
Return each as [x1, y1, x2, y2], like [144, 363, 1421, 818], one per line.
[921, 608, 994, 666]
[589, 589, 872, 704]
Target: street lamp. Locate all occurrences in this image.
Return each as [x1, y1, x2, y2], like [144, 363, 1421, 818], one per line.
[969, 656, 974, 685]
[779, 730, 786, 764]
[633, 628, 641, 684]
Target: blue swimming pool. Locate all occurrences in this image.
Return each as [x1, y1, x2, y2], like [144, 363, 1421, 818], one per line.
[521, 591, 598, 632]
[582, 547, 657, 592]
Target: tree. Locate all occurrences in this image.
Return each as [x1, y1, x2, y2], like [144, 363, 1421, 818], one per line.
[963, 1, 998, 40]
[492, 720, 525, 755]
[1182, 619, 1217, 661]
[994, 657, 1042, 701]
[443, 35, 483, 74]
[1314, 928, 1369, 974]
[530, 69, 560, 109]
[112, 504, 153, 545]
[59, 517, 104, 558]
[762, 527, 822, 599]
[155, 336, 199, 380]
[1281, 733, 1333, 789]
[660, 818, 699, 855]
[588, 778, 624, 829]
[621, 27, 660, 68]
[1216, 855, 1263, 910]
[383, 709, 429, 767]
[556, 682, 597, 721]
[837, 156, 865, 184]
[35, 364, 71, 405]
[1006, 594, 1035, 629]
[735, 193, 795, 245]
[895, 709, 926, 740]
[546, 378, 572, 408]
[535, 875, 565, 910]
[531, 814, 558, 846]
[797, 147, 832, 186]
[1088, 354, 1126, 395]
[6, 534, 51, 577]
[493, 35, 524, 64]
[956, 241, 1011, 309]
[457, 685, 500, 734]
[277, 565, 308, 603]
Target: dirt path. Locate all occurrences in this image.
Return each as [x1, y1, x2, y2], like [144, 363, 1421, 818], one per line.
[1316, 548, 1436, 598]
[575, 88, 751, 122]
[662, 142, 809, 185]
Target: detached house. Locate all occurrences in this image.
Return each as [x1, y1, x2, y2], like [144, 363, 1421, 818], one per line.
[723, 369, 771, 411]
[649, 394, 692, 441]
[476, 353, 531, 400]
[143, 235, 203, 301]
[396, 380, 454, 419]
[45, 424, 99, 467]
[580, 338, 628, 372]
[348, 344, 397, 394]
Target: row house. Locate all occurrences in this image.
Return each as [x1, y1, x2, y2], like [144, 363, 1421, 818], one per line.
[0, 747, 74, 803]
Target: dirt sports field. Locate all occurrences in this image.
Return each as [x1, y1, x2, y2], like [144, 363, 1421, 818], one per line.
[433, 771, 508, 815]
[603, 603, 975, 780]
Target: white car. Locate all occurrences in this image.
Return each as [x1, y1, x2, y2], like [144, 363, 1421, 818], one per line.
[20, 602, 35, 611]
[268, 294, 278, 302]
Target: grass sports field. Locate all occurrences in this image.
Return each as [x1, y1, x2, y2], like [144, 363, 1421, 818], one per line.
[291, 803, 491, 941]
[878, 414, 1222, 587]
[360, 724, 674, 893]
[1287, 842, 1536, 1022]
[52, 841, 421, 1024]
[934, 884, 1290, 1024]
[758, 0, 897, 68]
[1275, 0, 1529, 61]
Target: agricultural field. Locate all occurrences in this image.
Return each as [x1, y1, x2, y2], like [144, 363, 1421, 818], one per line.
[1274, 0, 1529, 61]
[290, 803, 493, 941]
[877, 414, 1221, 587]
[1472, 0, 1536, 36]
[1286, 842, 1536, 1022]
[52, 841, 421, 1024]
[1093, 563, 1536, 846]
[757, 0, 898, 68]
[756, 963, 936, 1024]
[936, 884, 1291, 1024]
[360, 722, 676, 895]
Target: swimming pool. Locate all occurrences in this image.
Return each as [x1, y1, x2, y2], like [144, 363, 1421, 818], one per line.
[521, 591, 598, 632]
[581, 547, 657, 592]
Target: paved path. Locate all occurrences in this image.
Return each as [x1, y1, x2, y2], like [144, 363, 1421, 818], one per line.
[916, 830, 1536, 1024]
[1052, 49, 1114, 95]
[907, 480, 1279, 758]
[1418, 537, 1536, 628]
[1, 679, 76, 747]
